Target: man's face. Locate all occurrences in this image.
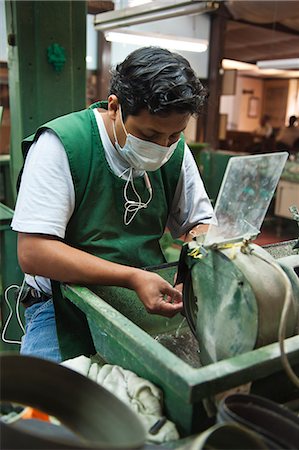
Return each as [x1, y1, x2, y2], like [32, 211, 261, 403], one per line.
[117, 108, 191, 148]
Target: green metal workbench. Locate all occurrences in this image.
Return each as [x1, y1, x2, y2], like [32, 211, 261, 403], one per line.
[62, 240, 299, 436]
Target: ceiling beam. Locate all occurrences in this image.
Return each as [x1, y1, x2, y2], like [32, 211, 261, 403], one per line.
[94, 1, 219, 31]
[230, 18, 299, 37]
[88, 1, 114, 15]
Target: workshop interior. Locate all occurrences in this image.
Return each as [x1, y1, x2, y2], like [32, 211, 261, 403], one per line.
[0, 1, 299, 449]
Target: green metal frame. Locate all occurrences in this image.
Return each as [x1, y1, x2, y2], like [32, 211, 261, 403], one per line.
[0, 155, 14, 208]
[62, 277, 299, 436]
[5, 0, 87, 201]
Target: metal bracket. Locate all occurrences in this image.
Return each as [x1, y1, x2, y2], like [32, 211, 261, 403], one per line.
[47, 43, 66, 73]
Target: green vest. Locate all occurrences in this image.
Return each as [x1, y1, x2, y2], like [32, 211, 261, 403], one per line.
[22, 101, 184, 359]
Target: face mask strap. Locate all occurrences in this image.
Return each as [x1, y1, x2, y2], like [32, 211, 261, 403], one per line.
[112, 104, 128, 152]
[112, 120, 119, 146]
[123, 169, 153, 225]
[118, 104, 128, 137]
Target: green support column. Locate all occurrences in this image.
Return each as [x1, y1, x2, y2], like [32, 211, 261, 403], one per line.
[5, 0, 86, 201]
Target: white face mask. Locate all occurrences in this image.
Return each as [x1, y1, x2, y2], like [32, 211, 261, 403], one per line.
[112, 107, 180, 172]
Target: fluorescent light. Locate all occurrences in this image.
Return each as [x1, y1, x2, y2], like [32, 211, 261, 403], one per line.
[128, 0, 153, 7]
[222, 59, 256, 71]
[95, 1, 218, 31]
[105, 29, 208, 53]
[257, 58, 299, 70]
[222, 58, 299, 78]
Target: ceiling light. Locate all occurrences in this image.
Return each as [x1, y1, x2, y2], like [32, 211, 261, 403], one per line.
[257, 58, 299, 70]
[128, 0, 153, 7]
[222, 59, 256, 71]
[105, 29, 208, 53]
[95, 1, 219, 31]
[221, 59, 299, 79]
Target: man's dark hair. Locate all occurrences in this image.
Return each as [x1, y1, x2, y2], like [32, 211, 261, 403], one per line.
[289, 115, 297, 127]
[109, 46, 207, 119]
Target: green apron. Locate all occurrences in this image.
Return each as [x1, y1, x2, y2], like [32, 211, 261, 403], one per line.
[22, 102, 185, 360]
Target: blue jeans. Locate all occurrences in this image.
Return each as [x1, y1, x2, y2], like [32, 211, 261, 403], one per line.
[20, 299, 62, 363]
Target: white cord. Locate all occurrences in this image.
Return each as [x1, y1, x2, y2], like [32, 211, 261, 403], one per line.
[1, 277, 26, 345]
[122, 168, 153, 225]
[252, 250, 299, 388]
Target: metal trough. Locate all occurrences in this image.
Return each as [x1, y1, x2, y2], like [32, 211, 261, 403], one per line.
[62, 240, 299, 436]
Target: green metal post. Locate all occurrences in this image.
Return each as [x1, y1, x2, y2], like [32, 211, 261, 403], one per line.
[5, 0, 86, 202]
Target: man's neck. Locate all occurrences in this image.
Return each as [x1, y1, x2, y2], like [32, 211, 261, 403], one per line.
[99, 110, 115, 147]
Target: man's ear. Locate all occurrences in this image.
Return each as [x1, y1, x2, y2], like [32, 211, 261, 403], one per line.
[107, 95, 119, 120]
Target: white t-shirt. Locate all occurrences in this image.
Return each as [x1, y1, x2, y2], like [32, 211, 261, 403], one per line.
[12, 110, 214, 293]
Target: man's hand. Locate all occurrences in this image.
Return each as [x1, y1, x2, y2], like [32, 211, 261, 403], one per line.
[18, 233, 183, 318]
[131, 270, 183, 318]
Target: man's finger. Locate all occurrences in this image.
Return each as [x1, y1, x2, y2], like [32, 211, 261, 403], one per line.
[163, 285, 182, 303]
[157, 301, 183, 317]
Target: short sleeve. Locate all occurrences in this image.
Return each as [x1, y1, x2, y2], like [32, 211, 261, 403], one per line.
[167, 144, 215, 238]
[11, 130, 75, 239]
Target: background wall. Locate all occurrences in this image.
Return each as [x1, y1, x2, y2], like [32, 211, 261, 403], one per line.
[286, 79, 299, 123]
[263, 79, 289, 128]
[220, 75, 298, 132]
[220, 76, 263, 131]
[0, 0, 7, 62]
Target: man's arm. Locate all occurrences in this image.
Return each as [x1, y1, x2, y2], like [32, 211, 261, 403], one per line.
[18, 233, 182, 318]
[167, 144, 214, 239]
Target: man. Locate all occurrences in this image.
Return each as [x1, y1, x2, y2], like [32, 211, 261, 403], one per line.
[251, 114, 273, 152]
[12, 47, 214, 363]
[254, 114, 273, 140]
[276, 115, 299, 150]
